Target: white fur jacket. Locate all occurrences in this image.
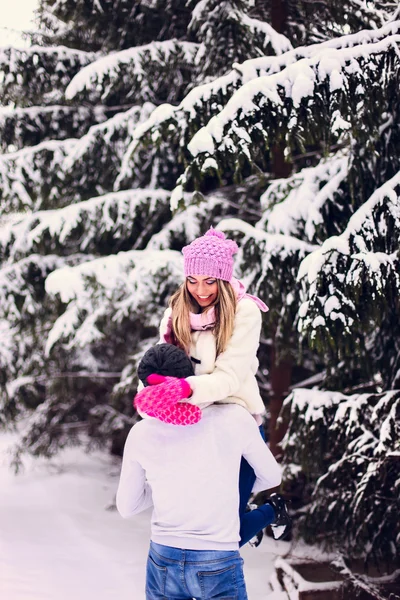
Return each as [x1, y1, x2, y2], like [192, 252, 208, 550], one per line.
[159, 298, 265, 416]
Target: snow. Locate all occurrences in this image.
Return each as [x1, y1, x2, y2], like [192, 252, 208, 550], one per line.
[133, 21, 400, 152]
[62, 102, 155, 171]
[65, 40, 199, 100]
[147, 194, 221, 248]
[236, 20, 400, 83]
[132, 103, 176, 140]
[169, 184, 183, 211]
[240, 14, 293, 56]
[186, 27, 400, 157]
[0, 138, 77, 213]
[44, 248, 185, 354]
[258, 153, 350, 242]
[311, 316, 326, 328]
[219, 218, 317, 255]
[284, 388, 344, 417]
[324, 296, 341, 317]
[0, 254, 66, 322]
[0, 189, 170, 261]
[297, 169, 400, 286]
[275, 557, 341, 592]
[201, 157, 219, 172]
[187, 127, 215, 156]
[0, 430, 303, 600]
[45, 249, 181, 302]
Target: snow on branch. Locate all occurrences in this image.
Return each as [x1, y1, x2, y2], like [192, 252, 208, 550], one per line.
[234, 20, 400, 84]
[220, 218, 317, 260]
[282, 387, 400, 563]
[0, 189, 172, 263]
[217, 219, 317, 327]
[0, 254, 64, 322]
[59, 102, 159, 199]
[0, 104, 107, 152]
[0, 103, 156, 212]
[0, 139, 78, 215]
[257, 152, 350, 243]
[297, 170, 400, 343]
[0, 45, 97, 106]
[0, 254, 78, 382]
[62, 102, 154, 171]
[132, 21, 400, 172]
[240, 14, 293, 56]
[65, 40, 199, 105]
[182, 30, 400, 188]
[44, 249, 184, 354]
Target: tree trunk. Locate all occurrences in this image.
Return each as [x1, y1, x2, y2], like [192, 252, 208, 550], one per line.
[268, 1, 292, 456]
[270, 0, 288, 34]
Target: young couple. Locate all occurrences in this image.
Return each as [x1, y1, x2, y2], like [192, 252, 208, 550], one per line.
[116, 228, 291, 599]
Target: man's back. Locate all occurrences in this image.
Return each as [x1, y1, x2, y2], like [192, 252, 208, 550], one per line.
[116, 404, 281, 550]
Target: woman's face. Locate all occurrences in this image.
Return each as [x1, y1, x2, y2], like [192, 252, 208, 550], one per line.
[186, 275, 218, 308]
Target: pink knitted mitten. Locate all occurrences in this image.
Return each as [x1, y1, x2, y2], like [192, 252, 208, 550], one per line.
[134, 375, 201, 426]
[149, 401, 202, 425]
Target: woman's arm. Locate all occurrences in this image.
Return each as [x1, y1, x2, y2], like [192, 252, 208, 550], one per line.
[186, 299, 262, 405]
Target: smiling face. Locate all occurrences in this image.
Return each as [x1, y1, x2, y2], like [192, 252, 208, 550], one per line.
[186, 275, 219, 309]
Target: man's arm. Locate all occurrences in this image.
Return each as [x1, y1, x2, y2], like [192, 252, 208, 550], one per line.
[241, 413, 282, 494]
[116, 426, 153, 518]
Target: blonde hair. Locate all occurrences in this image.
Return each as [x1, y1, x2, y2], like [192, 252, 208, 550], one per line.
[169, 279, 237, 356]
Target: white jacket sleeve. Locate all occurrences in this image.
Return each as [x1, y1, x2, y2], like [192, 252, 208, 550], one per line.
[241, 412, 282, 493]
[186, 299, 262, 405]
[116, 425, 153, 518]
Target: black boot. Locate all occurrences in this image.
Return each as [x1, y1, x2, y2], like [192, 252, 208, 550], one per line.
[267, 493, 292, 541]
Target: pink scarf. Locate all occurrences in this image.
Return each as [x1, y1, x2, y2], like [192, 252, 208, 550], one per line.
[162, 278, 268, 341]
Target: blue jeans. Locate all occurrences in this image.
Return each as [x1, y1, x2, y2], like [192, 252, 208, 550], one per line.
[146, 541, 248, 599]
[238, 425, 275, 546]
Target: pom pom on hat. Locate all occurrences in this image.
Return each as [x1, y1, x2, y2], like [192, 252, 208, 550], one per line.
[182, 227, 238, 282]
[205, 228, 225, 240]
[138, 343, 195, 386]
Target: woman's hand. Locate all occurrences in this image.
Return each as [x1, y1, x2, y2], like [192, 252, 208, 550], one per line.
[133, 375, 201, 425]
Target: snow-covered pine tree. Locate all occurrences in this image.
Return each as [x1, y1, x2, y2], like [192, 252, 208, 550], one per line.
[130, 1, 400, 570]
[0, 0, 286, 460]
[0, 0, 203, 459]
[1, 0, 399, 574]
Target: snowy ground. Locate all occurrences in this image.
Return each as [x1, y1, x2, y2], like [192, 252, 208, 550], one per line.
[0, 431, 296, 600]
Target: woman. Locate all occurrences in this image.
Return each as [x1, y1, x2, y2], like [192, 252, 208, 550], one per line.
[137, 227, 268, 422]
[134, 227, 291, 544]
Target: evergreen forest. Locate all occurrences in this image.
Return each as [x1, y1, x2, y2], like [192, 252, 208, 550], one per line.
[0, 1, 399, 594]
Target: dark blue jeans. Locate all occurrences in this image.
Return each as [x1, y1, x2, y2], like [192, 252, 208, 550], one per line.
[238, 425, 275, 546]
[146, 541, 248, 599]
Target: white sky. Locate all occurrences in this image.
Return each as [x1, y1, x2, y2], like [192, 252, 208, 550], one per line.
[0, 0, 38, 46]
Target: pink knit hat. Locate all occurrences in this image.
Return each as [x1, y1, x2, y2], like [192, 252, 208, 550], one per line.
[182, 228, 238, 282]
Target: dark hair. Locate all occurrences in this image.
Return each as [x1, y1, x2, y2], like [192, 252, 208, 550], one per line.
[137, 343, 195, 386]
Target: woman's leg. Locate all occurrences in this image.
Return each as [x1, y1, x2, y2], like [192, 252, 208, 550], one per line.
[239, 504, 275, 547]
[238, 425, 266, 516]
[239, 425, 273, 546]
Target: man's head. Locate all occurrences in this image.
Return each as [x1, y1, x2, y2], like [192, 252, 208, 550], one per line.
[137, 343, 194, 387]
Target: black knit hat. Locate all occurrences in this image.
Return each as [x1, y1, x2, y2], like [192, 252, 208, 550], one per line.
[138, 343, 195, 386]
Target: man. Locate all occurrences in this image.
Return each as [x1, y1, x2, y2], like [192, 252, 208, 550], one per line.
[117, 349, 289, 600]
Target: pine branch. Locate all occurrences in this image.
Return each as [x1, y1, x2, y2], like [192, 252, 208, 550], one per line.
[35, 371, 123, 382]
